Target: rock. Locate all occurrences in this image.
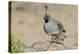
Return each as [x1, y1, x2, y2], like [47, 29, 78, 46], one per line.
[32, 41, 50, 51]
[48, 43, 64, 51]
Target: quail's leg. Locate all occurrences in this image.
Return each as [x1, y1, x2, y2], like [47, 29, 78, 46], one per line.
[49, 37, 63, 45]
[51, 36, 56, 40]
[55, 35, 59, 40]
[48, 36, 56, 43]
[50, 34, 64, 45]
[51, 34, 59, 41]
[54, 33, 67, 41]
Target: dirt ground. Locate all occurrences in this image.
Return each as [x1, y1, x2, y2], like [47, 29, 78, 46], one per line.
[11, 1, 78, 51]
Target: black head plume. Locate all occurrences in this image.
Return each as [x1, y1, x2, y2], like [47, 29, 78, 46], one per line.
[45, 5, 48, 14]
[44, 5, 50, 23]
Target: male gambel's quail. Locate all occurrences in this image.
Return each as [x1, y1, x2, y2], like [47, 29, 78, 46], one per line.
[43, 6, 66, 41]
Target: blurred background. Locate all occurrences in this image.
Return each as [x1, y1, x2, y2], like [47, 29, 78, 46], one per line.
[11, 1, 78, 50]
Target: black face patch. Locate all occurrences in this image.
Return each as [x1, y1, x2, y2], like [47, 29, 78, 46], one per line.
[45, 19, 49, 23]
[44, 14, 50, 23]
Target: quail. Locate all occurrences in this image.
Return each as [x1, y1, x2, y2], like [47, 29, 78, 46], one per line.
[43, 6, 66, 41]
